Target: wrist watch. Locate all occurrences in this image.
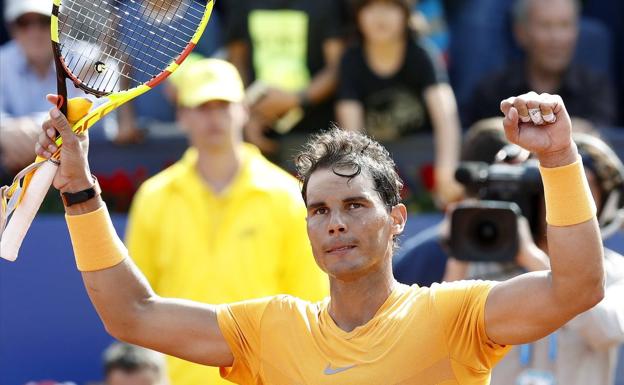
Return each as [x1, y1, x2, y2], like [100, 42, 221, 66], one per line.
[61, 176, 102, 207]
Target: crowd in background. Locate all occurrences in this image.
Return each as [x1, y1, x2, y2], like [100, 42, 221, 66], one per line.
[1, 0, 624, 384]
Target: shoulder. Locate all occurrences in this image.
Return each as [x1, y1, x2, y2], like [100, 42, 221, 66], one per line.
[245, 147, 303, 198]
[133, 155, 192, 200]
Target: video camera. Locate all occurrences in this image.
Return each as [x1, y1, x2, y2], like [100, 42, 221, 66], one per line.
[449, 160, 543, 262]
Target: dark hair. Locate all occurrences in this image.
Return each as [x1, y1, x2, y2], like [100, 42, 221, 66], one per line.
[295, 128, 403, 210]
[351, 0, 412, 17]
[103, 342, 165, 378]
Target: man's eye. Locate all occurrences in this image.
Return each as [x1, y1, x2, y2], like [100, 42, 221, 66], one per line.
[314, 207, 328, 215]
[348, 203, 362, 209]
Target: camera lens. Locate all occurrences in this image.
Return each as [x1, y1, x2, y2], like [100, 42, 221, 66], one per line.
[475, 221, 498, 245]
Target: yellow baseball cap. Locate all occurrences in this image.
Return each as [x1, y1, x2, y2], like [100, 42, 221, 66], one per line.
[176, 59, 245, 108]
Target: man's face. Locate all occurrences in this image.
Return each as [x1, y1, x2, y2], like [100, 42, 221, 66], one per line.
[516, 0, 578, 75]
[106, 368, 162, 385]
[178, 100, 246, 151]
[11, 13, 53, 66]
[305, 168, 405, 281]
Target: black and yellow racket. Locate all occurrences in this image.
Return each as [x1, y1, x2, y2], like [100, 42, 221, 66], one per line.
[0, 0, 214, 261]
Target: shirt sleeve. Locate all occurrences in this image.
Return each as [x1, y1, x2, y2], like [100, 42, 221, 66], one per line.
[216, 296, 275, 383]
[337, 48, 363, 102]
[430, 280, 511, 371]
[410, 39, 448, 89]
[317, 0, 344, 41]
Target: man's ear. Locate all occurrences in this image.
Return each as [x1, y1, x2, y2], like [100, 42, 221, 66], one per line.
[390, 203, 407, 237]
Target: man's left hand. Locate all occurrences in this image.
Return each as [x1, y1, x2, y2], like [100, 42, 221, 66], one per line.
[500, 92, 577, 167]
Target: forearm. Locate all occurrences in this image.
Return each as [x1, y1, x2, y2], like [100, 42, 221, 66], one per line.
[426, 84, 460, 178]
[540, 149, 605, 311]
[66, 198, 157, 337]
[303, 66, 339, 105]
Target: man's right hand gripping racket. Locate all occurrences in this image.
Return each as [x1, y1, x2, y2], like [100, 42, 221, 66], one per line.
[0, 0, 214, 261]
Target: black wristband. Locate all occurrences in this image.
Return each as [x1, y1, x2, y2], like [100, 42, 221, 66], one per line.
[61, 176, 101, 207]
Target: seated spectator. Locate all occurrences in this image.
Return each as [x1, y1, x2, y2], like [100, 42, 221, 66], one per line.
[103, 342, 167, 385]
[223, 0, 345, 154]
[462, 0, 616, 128]
[0, 0, 59, 185]
[336, 0, 463, 206]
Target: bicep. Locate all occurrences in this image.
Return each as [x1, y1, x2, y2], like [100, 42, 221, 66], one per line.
[485, 271, 577, 345]
[127, 295, 234, 367]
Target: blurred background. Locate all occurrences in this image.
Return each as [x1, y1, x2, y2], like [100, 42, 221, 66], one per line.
[1, 0, 623, 384]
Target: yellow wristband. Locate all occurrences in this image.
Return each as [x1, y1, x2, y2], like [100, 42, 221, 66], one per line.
[540, 159, 597, 226]
[65, 205, 127, 271]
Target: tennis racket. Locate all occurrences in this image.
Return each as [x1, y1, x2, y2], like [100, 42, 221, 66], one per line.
[0, 0, 214, 261]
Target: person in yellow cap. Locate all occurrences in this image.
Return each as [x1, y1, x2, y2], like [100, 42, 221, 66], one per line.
[124, 58, 328, 385]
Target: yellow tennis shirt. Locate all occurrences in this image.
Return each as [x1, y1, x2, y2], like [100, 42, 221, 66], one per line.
[217, 281, 511, 384]
[126, 144, 327, 385]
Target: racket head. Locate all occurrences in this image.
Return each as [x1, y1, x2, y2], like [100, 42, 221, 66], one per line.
[51, 0, 213, 99]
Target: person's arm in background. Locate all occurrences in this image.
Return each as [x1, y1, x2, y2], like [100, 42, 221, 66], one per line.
[226, 1, 345, 123]
[412, 41, 462, 206]
[36, 95, 233, 367]
[424, 82, 463, 205]
[485, 92, 604, 346]
[566, 251, 624, 350]
[243, 38, 344, 124]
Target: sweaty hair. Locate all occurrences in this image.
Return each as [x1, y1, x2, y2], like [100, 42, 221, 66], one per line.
[295, 128, 403, 210]
[512, 0, 580, 24]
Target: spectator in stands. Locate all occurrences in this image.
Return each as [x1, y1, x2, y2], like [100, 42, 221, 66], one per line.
[103, 342, 167, 385]
[462, 0, 616, 128]
[337, 0, 463, 206]
[125, 59, 328, 385]
[0, 0, 57, 185]
[223, 0, 345, 154]
[393, 118, 510, 286]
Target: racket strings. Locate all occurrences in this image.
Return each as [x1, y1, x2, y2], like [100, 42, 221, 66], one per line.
[57, 0, 205, 95]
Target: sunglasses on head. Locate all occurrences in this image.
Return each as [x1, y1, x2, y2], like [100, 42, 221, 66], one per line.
[14, 15, 51, 29]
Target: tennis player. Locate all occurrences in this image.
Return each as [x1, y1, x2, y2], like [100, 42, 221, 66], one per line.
[36, 91, 604, 384]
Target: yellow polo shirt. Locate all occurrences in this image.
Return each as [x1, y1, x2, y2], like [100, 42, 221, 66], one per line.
[126, 144, 328, 385]
[217, 281, 511, 384]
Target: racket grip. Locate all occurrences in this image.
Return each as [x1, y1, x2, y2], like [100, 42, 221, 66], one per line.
[1, 161, 58, 261]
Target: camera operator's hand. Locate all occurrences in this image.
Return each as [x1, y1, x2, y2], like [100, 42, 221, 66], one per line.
[516, 216, 550, 272]
[500, 92, 577, 168]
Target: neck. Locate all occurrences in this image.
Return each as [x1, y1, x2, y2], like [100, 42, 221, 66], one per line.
[364, 38, 407, 76]
[327, 260, 396, 332]
[526, 60, 563, 94]
[196, 144, 243, 194]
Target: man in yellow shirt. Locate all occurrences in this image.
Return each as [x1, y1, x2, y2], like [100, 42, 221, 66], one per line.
[37, 89, 604, 384]
[125, 59, 328, 385]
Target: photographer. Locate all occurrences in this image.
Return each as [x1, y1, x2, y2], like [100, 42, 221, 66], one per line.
[449, 133, 624, 385]
[393, 119, 512, 286]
